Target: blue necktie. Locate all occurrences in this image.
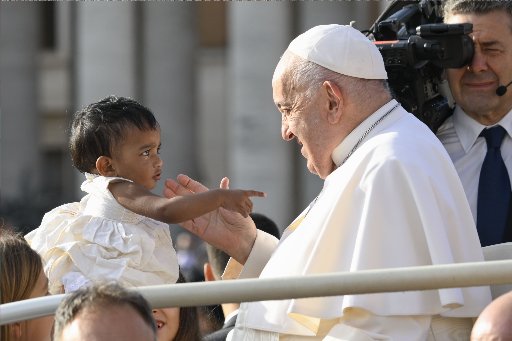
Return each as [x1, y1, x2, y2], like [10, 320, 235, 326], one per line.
[476, 125, 511, 246]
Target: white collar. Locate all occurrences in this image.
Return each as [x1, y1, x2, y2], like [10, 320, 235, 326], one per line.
[453, 105, 512, 153]
[332, 99, 399, 167]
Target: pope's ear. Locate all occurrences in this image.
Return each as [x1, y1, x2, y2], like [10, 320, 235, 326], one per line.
[96, 156, 116, 176]
[323, 80, 343, 124]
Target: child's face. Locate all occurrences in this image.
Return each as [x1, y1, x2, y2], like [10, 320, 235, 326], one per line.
[110, 126, 163, 190]
[152, 307, 180, 341]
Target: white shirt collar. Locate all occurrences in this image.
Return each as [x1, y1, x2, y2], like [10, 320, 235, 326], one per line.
[332, 99, 399, 167]
[453, 105, 512, 153]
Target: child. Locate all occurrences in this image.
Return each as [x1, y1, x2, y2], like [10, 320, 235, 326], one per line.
[26, 95, 265, 294]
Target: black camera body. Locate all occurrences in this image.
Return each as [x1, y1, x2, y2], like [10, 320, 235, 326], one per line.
[369, 0, 474, 132]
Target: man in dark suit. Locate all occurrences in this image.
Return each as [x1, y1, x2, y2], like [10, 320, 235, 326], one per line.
[202, 213, 280, 341]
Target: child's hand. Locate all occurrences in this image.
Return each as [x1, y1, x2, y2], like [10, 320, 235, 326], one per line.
[164, 175, 264, 264]
[221, 189, 266, 217]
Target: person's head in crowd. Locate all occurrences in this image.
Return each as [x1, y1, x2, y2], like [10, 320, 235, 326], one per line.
[471, 290, 512, 340]
[0, 228, 53, 341]
[251, 213, 281, 240]
[205, 213, 281, 281]
[443, 0, 512, 125]
[273, 24, 391, 179]
[152, 272, 201, 341]
[152, 307, 179, 341]
[53, 282, 156, 341]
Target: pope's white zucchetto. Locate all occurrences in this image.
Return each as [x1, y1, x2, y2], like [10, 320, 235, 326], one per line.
[287, 24, 388, 80]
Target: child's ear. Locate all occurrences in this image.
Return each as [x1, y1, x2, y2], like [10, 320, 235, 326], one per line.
[96, 156, 116, 176]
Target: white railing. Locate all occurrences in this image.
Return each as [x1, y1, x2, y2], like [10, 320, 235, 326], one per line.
[2, 259, 512, 325]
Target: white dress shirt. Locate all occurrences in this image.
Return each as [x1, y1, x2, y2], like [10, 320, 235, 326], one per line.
[436, 106, 512, 223]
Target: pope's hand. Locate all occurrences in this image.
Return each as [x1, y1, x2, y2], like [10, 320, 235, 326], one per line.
[164, 174, 257, 264]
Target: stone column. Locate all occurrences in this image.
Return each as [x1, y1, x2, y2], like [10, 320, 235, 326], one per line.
[74, 2, 137, 106]
[0, 3, 41, 207]
[141, 3, 198, 195]
[227, 2, 294, 228]
[73, 2, 138, 197]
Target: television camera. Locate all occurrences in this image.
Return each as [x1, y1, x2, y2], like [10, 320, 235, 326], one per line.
[367, 0, 474, 132]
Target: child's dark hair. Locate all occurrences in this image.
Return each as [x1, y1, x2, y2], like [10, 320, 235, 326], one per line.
[69, 95, 159, 173]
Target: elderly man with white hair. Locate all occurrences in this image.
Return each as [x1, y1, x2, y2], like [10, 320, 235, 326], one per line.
[165, 24, 491, 340]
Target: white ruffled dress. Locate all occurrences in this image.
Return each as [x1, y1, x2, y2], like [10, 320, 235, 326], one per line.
[26, 174, 179, 294]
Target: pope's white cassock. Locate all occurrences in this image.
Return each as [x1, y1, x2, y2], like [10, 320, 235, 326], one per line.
[224, 100, 492, 340]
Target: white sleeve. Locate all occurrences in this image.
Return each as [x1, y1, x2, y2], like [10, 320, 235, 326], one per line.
[222, 229, 278, 280]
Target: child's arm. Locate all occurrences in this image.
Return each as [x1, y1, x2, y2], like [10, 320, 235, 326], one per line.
[109, 181, 265, 224]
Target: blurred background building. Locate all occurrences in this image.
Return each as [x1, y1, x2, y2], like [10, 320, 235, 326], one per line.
[0, 1, 388, 272]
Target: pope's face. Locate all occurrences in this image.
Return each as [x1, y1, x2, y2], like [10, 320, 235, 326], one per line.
[445, 11, 512, 125]
[272, 63, 336, 179]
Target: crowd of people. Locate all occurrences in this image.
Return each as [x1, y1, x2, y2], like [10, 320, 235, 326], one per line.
[1, 0, 512, 340]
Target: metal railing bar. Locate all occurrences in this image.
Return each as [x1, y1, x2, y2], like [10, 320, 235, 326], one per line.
[1, 259, 511, 325]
